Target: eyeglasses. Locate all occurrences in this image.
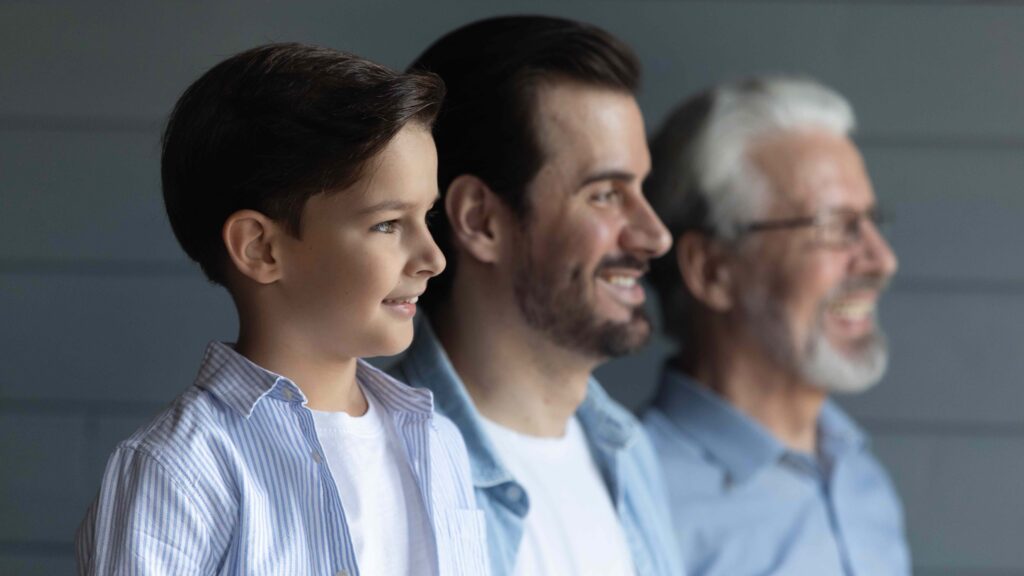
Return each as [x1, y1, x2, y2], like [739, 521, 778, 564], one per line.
[736, 207, 887, 248]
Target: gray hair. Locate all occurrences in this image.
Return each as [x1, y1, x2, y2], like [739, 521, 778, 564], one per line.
[647, 76, 856, 343]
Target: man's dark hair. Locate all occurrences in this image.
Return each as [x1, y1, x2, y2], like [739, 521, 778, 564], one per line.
[162, 42, 445, 286]
[408, 15, 641, 312]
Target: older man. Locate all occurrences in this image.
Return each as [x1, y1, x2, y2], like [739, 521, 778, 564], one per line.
[390, 15, 682, 576]
[643, 77, 911, 575]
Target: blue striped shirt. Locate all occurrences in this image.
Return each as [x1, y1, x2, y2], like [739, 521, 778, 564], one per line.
[76, 341, 489, 576]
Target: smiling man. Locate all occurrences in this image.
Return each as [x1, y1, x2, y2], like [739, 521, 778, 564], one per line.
[390, 15, 682, 576]
[643, 77, 911, 575]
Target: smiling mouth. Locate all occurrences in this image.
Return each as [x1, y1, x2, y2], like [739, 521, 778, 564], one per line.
[597, 270, 645, 307]
[383, 296, 419, 306]
[829, 298, 875, 322]
[382, 295, 420, 319]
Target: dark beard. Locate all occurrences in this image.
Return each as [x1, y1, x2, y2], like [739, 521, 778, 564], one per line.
[512, 247, 652, 359]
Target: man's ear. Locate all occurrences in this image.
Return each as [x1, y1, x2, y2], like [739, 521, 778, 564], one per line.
[677, 231, 734, 312]
[222, 209, 284, 285]
[445, 174, 508, 264]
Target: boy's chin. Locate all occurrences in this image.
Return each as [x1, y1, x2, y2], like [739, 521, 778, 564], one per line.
[359, 329, 415, 359]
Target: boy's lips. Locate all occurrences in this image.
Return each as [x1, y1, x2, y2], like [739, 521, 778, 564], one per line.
[382, 293, 422, 318]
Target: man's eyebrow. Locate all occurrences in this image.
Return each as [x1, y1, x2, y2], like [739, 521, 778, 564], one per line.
[578, 170, 638, 188]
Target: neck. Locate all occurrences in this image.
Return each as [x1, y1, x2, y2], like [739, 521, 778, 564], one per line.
[234, 312, 366, 415]
[433, 277, 595, 437]
[682, 325, 825, 454]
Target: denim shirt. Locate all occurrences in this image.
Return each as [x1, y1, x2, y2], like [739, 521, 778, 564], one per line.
[643, 368, 910, 576]
[390, 321, 684, 576]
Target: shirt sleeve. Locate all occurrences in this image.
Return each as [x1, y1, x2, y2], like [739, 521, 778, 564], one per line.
[76, 443, 215, 576]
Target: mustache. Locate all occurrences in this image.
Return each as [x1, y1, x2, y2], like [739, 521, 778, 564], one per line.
[595, 255, 649, 274]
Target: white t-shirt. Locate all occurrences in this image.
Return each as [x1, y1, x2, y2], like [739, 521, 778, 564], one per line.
[481, 416, 636, 576]
[312, 390, 436, 576]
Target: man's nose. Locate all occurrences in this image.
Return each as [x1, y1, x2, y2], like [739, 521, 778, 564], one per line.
[621, 194, 673, 259]
[855, 218, 898, 278]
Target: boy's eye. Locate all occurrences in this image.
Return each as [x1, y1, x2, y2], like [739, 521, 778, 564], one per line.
[371, 220, 399, 234]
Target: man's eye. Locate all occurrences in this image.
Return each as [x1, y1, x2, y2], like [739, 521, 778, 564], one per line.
[590, 189, 619, 204]
[371, 220, 399, 233]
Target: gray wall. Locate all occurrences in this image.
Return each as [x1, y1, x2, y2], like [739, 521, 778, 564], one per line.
[2, 1, 1022, 574]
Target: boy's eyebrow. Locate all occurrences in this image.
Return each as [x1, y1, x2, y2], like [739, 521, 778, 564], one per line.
[355, 200, 415, 215]
[356, 194, 441, 215]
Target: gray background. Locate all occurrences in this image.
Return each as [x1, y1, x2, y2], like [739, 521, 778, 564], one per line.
[2, 1, 1022, 574]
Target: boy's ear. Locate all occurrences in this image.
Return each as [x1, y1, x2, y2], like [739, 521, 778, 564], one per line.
[445, 174, 508, 264]
[677, 231, 734, 312]
[222, 210, 284, 285]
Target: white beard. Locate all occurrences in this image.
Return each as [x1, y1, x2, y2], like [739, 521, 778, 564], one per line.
[799, 313, 888, 394]
[742, 281, 890, 395]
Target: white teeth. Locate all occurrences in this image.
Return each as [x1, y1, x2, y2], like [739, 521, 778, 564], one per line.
[385, 296, 418, 305]
[830, 300, 874, 321]
[604, 275, 637, 288]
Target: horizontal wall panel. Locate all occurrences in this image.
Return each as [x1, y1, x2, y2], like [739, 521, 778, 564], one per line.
[3, 2, 1024, 140]
[863, 144, 1024, 283]
[838, 289, 1024, 426]
[597, 2, 1024, 139]
[0, 130, 181, 262]
[0, 555, 75, 576]
[0, 1, 505, 120]
[872, 432, 1024, 572]
[0, 274, 236, 403]
[0, 414, 90, 543]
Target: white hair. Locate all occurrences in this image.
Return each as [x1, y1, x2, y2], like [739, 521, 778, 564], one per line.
[650, 76, 855, 238]
[648, 76, 856, 342]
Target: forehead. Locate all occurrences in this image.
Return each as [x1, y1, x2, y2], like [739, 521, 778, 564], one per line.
[308, 124, 438, 215]
[749, 128, 875, 214]
[531, 81, 649, 178]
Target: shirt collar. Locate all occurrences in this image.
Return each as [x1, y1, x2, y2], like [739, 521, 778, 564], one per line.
[577, 377, 637, 452]
[401, 321, 512, 488]
[653, 367, 783, 484]
[196, 341, 433, 419]
[400, 320, 638, 487]
[653, 367, 868, 484]
[817, 395, 868, 457]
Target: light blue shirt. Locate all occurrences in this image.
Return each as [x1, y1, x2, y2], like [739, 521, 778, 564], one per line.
[76, 341, 489, 576]
[390, 321, 684, 576]
[643, 368, 911, 576]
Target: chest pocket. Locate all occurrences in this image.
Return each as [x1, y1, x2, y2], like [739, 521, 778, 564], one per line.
[434, 508, 490, 576]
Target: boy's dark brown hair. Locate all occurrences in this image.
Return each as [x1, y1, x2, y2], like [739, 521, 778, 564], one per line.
[162, 42, 445, 286]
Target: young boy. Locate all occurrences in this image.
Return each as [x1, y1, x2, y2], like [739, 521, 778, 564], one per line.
[75, 43, 488, 576]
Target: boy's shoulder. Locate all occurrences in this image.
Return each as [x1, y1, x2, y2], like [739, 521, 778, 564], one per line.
[114, 381, 244, 487]
[112, 342, 286, 486]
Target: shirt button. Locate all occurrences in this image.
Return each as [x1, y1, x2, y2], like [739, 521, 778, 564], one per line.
[336, 571, 348, 576]
[505, 485, 523, 502]
[311, 451, 322, 464]
[282, 388, 294, 401]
